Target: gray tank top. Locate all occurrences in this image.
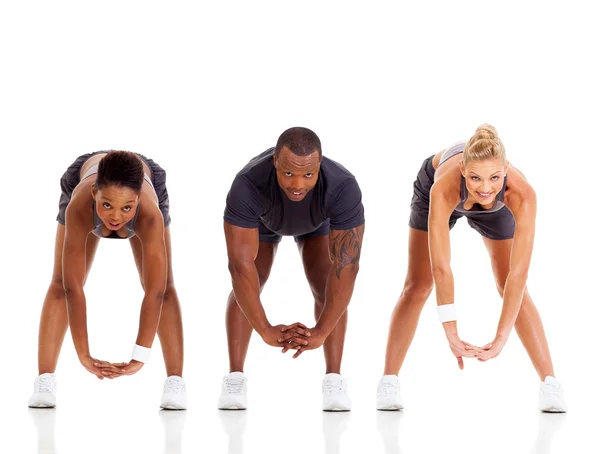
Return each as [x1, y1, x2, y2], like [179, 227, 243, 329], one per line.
[439, 141, 507, 214]
[81, 164, 153, 239]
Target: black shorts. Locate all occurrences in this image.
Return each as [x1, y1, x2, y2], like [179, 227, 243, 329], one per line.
[408, 155, 515, 240]
[258, 220, 330, 243]
[56, 151, 171, 227]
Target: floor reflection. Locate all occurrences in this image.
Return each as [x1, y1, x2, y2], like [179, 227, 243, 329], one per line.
[28, 408, 57, 454]
[531, 412, 567, 454]
[219, 410, 247, 454]
[159, 409, 187, 454]
[376, 410, 404, 454]
[322, 411, 350, 454]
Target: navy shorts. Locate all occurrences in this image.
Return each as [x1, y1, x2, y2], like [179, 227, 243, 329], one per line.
[408, 155, 515, 240]
[258, 220, 330, 243]
[56, 151, 171, 227]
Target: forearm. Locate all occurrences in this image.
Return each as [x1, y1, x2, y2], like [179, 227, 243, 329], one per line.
[432, 267, 458, 336]
[135, 292, 164, 347]
[314, 263, 358, 337]
[65, 288, 91, 358]
[496, 272, 527, 339]
[229, 262, 270, 334]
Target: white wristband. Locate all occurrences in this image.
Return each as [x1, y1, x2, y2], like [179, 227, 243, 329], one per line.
[131, 344, 151, 363]
[437, 304, 457, 323]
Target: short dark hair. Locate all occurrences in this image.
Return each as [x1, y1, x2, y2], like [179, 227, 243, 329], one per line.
[95, 151, 144, 193]
[275, 127, 322, 158]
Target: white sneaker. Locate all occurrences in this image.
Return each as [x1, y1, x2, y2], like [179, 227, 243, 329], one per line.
[538, 376, 567, 413]
[322, 373, 351, 411]
[28, 373, 57, 408]
[218, 372, 248, 410]
[376, 375, 404, 410]
[160, 376, 187, 410]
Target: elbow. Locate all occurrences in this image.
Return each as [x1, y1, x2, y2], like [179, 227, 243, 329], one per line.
[347, 262, 360, 277]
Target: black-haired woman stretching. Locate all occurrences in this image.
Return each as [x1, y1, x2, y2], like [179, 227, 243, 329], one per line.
[28, 150, 186, 410]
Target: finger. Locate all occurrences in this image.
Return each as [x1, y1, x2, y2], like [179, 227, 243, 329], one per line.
[460, 348, 478, 358]
[478, 351, 492, 361]
[281, 322, 308, 332]
[483, 342, 493, 350]
[94, 361, 126, 373]
[102, 366, 127, 374]
[112, 362, 129, 367]
[280, 337, 309, 347]
[94, 362, 118, 369]
[278, 331, 309, 342]
[457, 356, 464, 370]
[463, 342, 483, 352]
[293, 348, 305, 359]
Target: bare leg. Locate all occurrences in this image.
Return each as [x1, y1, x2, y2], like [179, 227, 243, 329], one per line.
[297, 235, 345, 374]
[130, 227, 183, 377]
[383, 228, 434, 375]
[226, 241, 278, 373]
[37, 224, 99, 374]
[482, 237, 555, 380]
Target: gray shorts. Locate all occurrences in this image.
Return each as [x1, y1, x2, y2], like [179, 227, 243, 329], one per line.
[408, 155, 515, 240]
[258, 220, 330, 244]
[56, 151, 171, 227]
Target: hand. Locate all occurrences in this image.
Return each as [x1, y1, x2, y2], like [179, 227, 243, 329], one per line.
[281, 326, 326, 359]
[109, 360, 145, 376]
[446, 333, 481, 370]
[476, 336, 508, 362]
[79, 355, 123, 380]
[260, 323, 309, 348]
[278, 322, 311, 350]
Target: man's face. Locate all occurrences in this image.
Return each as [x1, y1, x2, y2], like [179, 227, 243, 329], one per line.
[273, 146, 322, 202]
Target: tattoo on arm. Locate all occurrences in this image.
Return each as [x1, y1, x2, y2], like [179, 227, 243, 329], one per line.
[329, 225, 365, 279]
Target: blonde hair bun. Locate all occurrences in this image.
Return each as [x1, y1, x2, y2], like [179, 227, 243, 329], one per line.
[463, 123, 506, 164]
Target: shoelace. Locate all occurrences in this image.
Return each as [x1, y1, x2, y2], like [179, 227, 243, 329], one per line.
[36, 376, 54, 394]
[323, 379, 344, 395]
[225, 377, 245, 394]
[379, 381, 399, 396]
[164, 378, 184, 394]
[542, 382, 562, 398]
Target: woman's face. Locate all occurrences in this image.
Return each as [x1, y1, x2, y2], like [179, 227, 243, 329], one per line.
[92, 184, 140, 230]
[460, 158, 508, 207]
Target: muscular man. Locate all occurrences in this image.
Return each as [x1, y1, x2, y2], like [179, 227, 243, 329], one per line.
[220, 127, 365, 411]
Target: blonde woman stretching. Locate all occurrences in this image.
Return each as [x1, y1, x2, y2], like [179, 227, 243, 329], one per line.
[376, 125, 566, 413]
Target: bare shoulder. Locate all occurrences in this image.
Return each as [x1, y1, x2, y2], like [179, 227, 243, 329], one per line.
[65, 179, 94, 225]
[136, 191, 164, 236]
[431, 160, 461, 207]
[505, 164, 536, 210]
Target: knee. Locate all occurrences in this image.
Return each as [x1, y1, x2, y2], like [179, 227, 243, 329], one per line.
[494, 278, 509, 298]
[313, 292, 326, 310]
[399, 278, 434, 305]
[257, 270, 272, 290]
[495, 283, 505, 298]
[163, 283, 177, 302]
[311, 282, 328, 309]
[48, 278, 66, 300]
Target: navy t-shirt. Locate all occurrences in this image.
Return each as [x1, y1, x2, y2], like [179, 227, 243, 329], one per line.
[224, 148, 365, 236]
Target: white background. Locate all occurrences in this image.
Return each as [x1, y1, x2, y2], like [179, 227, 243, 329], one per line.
[1, 1, 598, 453]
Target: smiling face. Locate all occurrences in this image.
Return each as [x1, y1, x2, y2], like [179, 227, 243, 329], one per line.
[460, 158, 508, 208]
[92, 184, 140, 230]
[273, 146, 322, 202]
